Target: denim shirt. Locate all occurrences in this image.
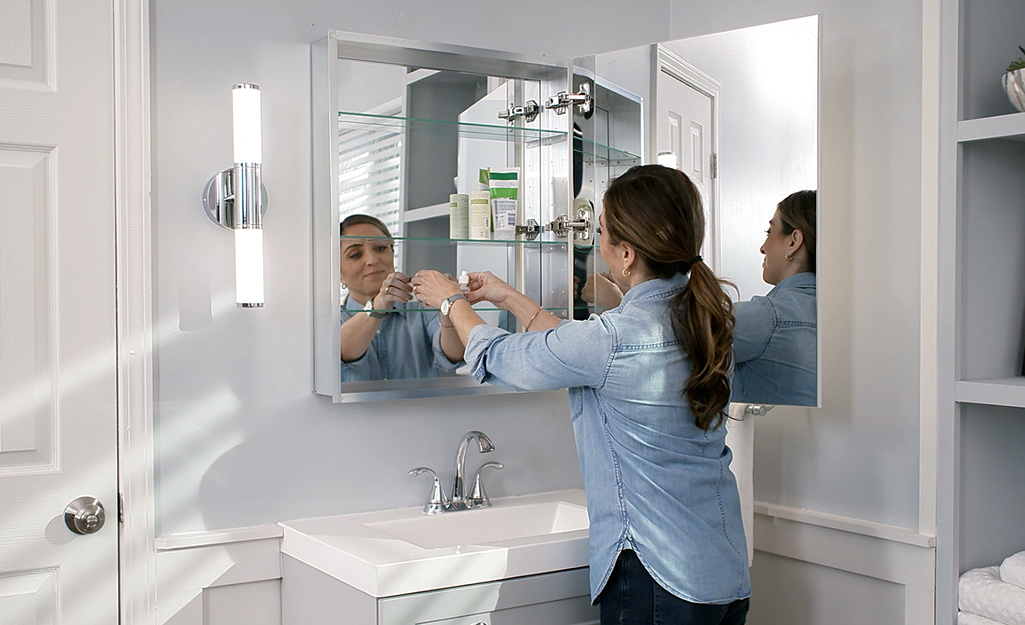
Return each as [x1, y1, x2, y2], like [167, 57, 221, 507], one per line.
[340, 298, 462, 382]
[732, 272, 817, 406]
[465, 274, 751, 605]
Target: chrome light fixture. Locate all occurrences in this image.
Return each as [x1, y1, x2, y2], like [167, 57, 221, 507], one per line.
[203, 83, 266, 308]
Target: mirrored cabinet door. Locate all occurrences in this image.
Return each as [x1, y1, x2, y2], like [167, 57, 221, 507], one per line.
[312, 32, 578, 402]
[570, 54, 644, 319]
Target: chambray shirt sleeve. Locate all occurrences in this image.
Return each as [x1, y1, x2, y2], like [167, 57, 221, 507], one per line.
[733, 296, 776, 363]
[424, 310, 463, 372]
[340, 307, 369, 368]
[464, 315, 614, 391]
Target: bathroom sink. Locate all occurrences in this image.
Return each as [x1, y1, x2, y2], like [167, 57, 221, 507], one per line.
[364, 500, 588, 550]
[279, 489, 590, 597]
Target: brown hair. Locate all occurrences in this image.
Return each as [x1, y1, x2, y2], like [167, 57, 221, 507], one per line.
[340, 214, 392, 238]
[603, 165, 735, 431]
[777, 190, 816, 273]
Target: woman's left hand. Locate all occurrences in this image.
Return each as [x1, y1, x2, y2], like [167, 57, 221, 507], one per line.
[410, 270, 461, 309]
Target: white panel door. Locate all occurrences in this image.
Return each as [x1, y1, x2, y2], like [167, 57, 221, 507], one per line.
[0, 0, 119, 623]
[656, 68, 715, 262]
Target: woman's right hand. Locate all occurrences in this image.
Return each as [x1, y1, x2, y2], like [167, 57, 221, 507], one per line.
[466, 271, 517, 308]
[374, 271, 413, 308]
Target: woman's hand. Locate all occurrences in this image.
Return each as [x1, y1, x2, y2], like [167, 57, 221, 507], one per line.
[465, 271, 517, 308]
[581, 273, 624, 309]
[410, 270, 461, 309]
[374, 272, 413, 308]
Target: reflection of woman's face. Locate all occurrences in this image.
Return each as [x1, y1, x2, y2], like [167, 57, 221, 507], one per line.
[340, 223, 394, 302]
[598, 212, 625, 291]
[759, 209, 789, 286]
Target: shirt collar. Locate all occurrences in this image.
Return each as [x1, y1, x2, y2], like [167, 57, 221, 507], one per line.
[620, 272, 690, 304]
[771, 272, 816, 291]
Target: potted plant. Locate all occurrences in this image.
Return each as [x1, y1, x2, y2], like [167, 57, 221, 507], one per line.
[1003, 45, 1025, 113]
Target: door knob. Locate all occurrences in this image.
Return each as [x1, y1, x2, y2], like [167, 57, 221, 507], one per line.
[64, 497, 106, 535]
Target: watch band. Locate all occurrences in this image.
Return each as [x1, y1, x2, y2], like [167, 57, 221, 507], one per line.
[441, 293, 467, 317]
[363, 298, 387, 319]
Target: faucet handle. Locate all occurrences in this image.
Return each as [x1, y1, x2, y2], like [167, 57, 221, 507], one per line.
[409, 467, 448, 515]
[466, 462, 504, 509]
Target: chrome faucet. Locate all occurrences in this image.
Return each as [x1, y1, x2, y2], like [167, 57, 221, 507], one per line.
[408, 430, 499, 514]
[450, 430, 494, 510]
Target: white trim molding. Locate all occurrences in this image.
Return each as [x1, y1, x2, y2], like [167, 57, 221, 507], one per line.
[115, 1, 157, 624]
[755, 502, 936, 625]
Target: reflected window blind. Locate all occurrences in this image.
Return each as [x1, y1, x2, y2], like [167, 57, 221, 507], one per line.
[338, 108, 402, 240]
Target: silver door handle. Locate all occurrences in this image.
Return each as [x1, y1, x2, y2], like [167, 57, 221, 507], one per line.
[64, 497, 106, 535]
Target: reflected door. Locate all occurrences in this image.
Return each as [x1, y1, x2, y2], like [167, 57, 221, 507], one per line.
[657, 64, 717, 266]
[0, 0, 119, 621]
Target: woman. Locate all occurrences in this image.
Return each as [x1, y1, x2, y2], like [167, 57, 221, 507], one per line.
[732, 190, 817, 406]
[412, 165, 750, 625]
[338, 214, 464, 382]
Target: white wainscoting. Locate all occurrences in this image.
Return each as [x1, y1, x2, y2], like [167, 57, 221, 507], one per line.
[153, 506, 936, 625]
[155, 526, 282, 625]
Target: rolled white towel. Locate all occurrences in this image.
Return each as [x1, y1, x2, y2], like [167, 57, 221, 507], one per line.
[1000, 551, 1025, 590]
[959, 611, 1012, 625]
[959, 566, 1025, 625]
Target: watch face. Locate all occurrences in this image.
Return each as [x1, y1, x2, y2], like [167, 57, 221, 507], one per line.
[440, 298, 451, 316]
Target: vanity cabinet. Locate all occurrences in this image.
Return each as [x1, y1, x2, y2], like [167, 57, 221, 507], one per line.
[936, 0, 1025, 622]
[281, 555, 598, 625]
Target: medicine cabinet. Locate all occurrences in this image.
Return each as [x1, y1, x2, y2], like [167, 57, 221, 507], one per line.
[311, 31, 643, 402]
[311, 19, 818, 404]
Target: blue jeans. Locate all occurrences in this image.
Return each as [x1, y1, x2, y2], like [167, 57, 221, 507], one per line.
[599, 550, 750, 625]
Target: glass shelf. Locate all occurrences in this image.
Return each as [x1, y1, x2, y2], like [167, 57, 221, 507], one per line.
[340, 234, 571, 248]
[338, 111, 568, 143]
[352, 305, 572, 315]
[575, 138, 642, 165]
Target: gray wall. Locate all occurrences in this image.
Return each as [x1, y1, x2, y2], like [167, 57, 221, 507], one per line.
[151, 0, 924, 545]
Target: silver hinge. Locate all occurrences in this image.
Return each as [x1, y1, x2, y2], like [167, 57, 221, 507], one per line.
[546, 205, 594, 241]
[544, 82, 592, 116]
[743, 404, 774, 417]
[118, 492, 125, 524]
[515, 219, 541, 240]
[711, 153, 718, 179]
[497, 100, 539, 123]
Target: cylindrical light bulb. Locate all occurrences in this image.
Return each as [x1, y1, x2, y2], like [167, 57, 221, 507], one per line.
[234, 228, 264, 307]
[657, 151, 679, 169]
[232, 84, 262, 164]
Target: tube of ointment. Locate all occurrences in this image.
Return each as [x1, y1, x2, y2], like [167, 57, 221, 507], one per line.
[488, 168, 519, 241]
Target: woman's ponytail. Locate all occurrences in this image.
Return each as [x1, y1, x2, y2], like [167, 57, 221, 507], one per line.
[671, 261, 735, 431]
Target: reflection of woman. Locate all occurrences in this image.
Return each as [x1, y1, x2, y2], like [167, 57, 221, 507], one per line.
[731, 190, 817, 406]
[413, 165, 750, 625]
[338, 215, 463, 382]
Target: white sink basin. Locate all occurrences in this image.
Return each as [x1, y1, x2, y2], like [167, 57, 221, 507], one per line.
[279, 490, 589, 597]
[364, 501, 588, 550]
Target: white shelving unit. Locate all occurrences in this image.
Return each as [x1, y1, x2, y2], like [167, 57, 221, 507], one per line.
[937, 1, 1025, 623]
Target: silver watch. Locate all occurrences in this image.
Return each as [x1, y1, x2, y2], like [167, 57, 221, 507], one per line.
[363, 298, 387, 319]
[440, 293, 467, 317]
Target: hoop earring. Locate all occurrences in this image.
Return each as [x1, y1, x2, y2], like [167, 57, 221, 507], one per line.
[785, 253, 793, 261]
[622, 267, 631, 277]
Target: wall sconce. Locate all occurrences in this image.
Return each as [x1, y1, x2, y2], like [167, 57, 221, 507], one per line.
[203, 83, 267, 308]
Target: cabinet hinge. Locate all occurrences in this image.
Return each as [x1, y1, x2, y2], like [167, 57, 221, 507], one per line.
[711, 153, 718, 179]
[118, 491, 124, 524]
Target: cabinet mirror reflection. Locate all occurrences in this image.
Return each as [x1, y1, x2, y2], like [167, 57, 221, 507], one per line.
[313, 16, 819, 405]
